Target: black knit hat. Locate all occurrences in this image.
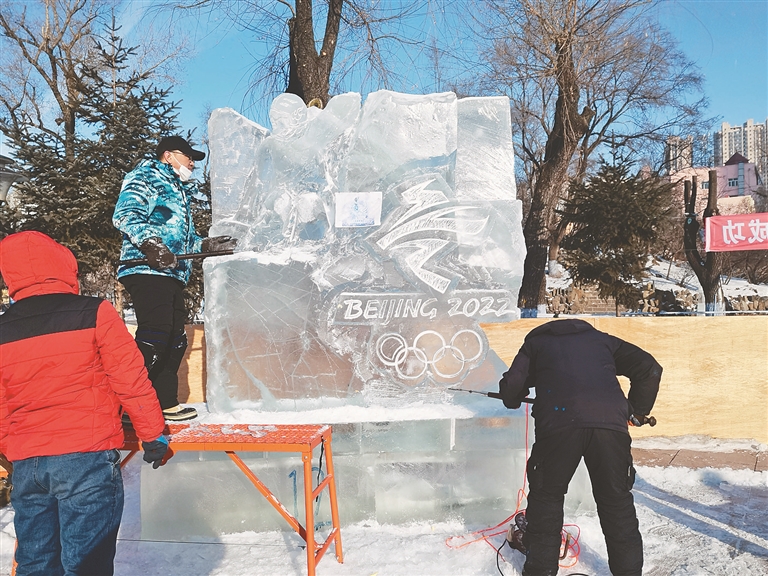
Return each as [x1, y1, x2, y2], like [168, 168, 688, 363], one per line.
[156, 136, 205, 161]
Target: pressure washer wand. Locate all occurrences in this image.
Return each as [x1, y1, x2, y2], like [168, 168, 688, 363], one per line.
[450, 389, 656, 426]
[448, 388, 533, 403]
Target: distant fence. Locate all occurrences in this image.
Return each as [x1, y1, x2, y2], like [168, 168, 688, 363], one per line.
[482, 317, 768, 444]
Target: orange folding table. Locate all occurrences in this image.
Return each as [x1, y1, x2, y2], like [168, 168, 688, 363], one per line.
[122, 422, 343, 576]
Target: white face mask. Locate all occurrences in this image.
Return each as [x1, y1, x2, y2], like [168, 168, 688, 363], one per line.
[170, 153, 193, 182]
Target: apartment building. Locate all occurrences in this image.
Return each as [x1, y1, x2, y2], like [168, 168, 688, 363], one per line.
[668, 152, 764, 215]
[714, 119, 768, 181]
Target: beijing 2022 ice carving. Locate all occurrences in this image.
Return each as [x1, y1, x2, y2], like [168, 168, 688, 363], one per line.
[203, 91, 526, 411]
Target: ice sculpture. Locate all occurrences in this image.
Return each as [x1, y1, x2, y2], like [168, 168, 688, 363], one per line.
[204, 91, 526, 412]
[139, 95, 559, 538]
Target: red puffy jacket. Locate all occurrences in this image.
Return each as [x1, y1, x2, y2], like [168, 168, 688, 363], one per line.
[0, 231, 165, 461]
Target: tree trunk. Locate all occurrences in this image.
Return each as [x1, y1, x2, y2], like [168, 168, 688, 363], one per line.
[286, 0, 343, 107]
[547, 218, 569, 277]
[517, 38, 594, 316]
[683, 170, 724, 313]
[63, 106, 77, 161]
[286, 18, 304, 101]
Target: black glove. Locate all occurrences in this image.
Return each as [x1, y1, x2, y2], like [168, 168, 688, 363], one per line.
[201, 235, 238, 253]
[139, 237, 177, 270]
[503, 396, 523, 410]
[142, 436, 170, 469]
[498, 376, 524, 410]
[629, 414, 655, 427]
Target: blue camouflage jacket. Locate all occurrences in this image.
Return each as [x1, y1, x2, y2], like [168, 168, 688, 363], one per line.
[113, 159, 203, 285]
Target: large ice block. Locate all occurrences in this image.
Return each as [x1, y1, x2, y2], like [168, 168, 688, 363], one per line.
[205, 91, 526, 412]
[455, 96, 517, 201]
[208, 108, 270, 224]
[137, 410, 597, 539]
[137, 92, 570, 539]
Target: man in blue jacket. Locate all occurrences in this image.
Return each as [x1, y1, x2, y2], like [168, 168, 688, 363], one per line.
[113, 135, 236, 421]
[498, 319, 661, 576]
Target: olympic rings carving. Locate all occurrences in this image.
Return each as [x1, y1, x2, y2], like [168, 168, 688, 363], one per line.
[375, 329, 484, 381]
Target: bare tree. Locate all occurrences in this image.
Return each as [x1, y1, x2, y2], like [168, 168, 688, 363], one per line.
[171, 0, 438, 110]
[754, 184, 768, 213]
[683, 171, 724, 311]
[481, 0, 708, 315]
[0, 0, 103, 160]
[0, 0, 183, 160]
[286, 0, 342, 105]
[0, 1, 187, 302]
[723, 250, 768, 287]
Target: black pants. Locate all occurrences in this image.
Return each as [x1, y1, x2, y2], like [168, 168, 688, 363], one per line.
[120, 274, 188, 410]
[523, 428, 642, 576]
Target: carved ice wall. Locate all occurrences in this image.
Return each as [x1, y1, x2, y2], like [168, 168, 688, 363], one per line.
[204, 91, 526, 412]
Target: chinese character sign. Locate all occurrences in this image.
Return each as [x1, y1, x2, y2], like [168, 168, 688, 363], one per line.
[705, 213, 768, 252]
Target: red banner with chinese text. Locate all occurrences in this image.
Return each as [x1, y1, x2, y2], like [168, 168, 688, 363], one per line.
[705, 213, 768, 252]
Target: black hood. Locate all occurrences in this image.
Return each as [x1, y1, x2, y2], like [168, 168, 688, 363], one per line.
[524, 319, 594, 341]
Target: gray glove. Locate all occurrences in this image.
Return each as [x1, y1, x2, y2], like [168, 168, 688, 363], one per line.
[142, 436, 170, 469]
[202, 235, 238, 253]
[139, 237, 177, 270]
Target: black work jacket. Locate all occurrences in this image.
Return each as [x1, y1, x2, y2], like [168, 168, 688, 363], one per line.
[498, 319, 661, 438]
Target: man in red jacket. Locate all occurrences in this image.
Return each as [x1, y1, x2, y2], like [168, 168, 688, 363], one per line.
[0, 231, 169, 576]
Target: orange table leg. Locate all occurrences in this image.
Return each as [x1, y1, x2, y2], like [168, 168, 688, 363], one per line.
[323, 435, 344, 563]
[307, 435, 343, 568]
[303, 450, 317, 576]
[120, 450, 139, 468]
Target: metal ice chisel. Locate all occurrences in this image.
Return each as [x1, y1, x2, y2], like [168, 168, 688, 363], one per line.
[119, 249, 234, 267]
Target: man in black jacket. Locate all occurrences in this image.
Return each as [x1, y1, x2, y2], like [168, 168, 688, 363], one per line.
[499, 319, 661, 576]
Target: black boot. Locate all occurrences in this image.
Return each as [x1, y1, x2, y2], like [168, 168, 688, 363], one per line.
[507, 512, 530, 555]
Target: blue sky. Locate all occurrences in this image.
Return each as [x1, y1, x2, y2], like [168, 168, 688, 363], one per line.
[1, 0, 765, 156]
[655, 0, 768, 127]
[157, 0, 767, 136]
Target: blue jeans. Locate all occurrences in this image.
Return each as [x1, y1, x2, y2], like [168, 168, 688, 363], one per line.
[12, 450, 124, 576]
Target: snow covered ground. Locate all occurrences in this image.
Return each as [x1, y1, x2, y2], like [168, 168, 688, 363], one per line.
[548, 257, 768, 307]
[645, 257, 768, 301]
[2, 434, 767, 576]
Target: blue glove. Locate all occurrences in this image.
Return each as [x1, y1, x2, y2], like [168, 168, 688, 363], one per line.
[142, 435, 169, 469]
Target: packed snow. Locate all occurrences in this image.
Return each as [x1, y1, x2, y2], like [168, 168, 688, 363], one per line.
[2, 415, 767, 576]
[548, 256, 768, 304]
